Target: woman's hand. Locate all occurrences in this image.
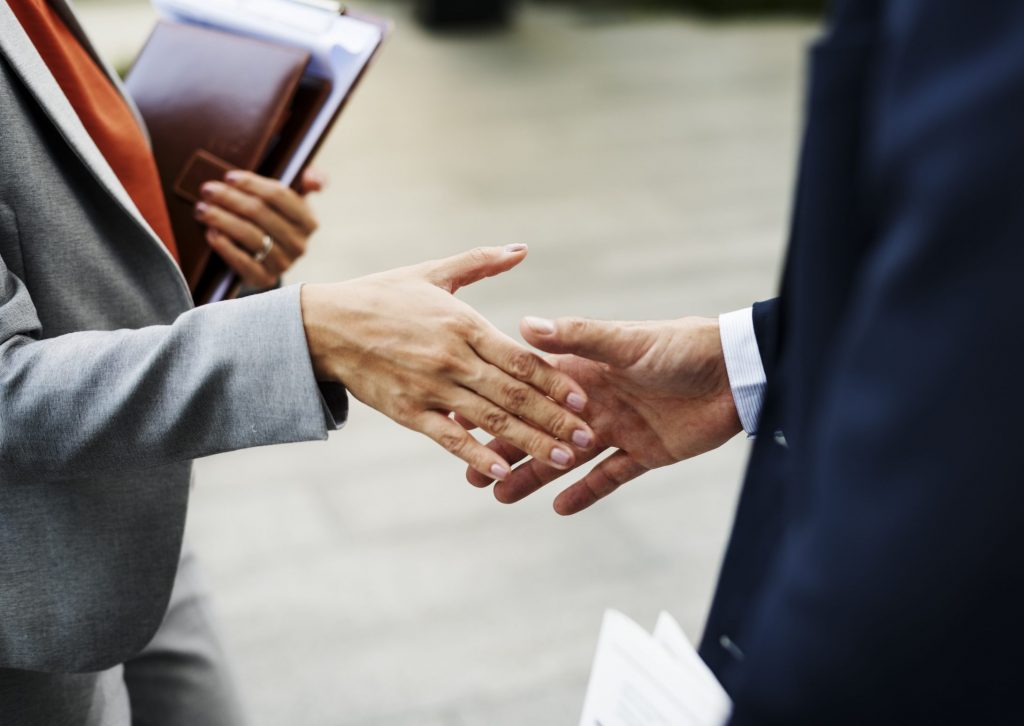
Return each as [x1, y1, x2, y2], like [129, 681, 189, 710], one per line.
[195, 167, 326, 289]
[300, 245, 597, 483]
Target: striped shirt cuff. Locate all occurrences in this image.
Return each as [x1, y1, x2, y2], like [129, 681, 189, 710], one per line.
[719, 307, 767, 435]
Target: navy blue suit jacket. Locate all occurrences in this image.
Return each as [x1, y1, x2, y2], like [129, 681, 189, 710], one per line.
[697, 1, 1024, 722]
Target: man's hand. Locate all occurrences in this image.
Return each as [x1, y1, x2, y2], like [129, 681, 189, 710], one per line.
[466, 315, 743, 514]
[195, 167, 326, 289]
[300, 245, 596, 482]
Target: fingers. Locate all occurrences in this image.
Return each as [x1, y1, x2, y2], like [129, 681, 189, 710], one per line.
[470, 328, 590, 418]
[553, 451, 648, 516]
[298, 166, 329, 196]
[448, 389, 581, 473]
[466, 438, 528, 487]
[199, 180, 309, 259]
[224, 170, 319, 233]
[195, 201, 290, 274]
[425, 244, 529, 294]
[416, 410, 512, 483]
[204, 228, 278, 289]
[520, 316, 647, 368]
[492, 444, 605, 502]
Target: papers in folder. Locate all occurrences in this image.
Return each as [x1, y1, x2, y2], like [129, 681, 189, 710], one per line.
[579, 610, 732, 726]
[151, 0, 387, 188]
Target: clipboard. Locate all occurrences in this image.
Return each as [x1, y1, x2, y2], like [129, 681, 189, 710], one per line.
[130, 0, 391, 303]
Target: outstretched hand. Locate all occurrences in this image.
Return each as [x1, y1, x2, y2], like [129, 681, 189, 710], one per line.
[300, 245, 597, 482]
[466, 315, 743, 514]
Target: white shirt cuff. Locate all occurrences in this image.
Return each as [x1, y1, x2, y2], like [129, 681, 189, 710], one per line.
[719, 307, 767, 435]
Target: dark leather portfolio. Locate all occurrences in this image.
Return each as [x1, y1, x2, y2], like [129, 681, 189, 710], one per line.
[124, 12, 387, 303]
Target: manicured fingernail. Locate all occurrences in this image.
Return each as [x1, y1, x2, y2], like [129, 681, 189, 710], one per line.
[194, 201, 208, 218]
[550, 447, 572, 467]
[572, 429, 593, 449]
[200, 182, 218, 198]
[524, 316, 555, 335]
[225, 170, 244, 183]
[490, 463, 509, 480]
[504, 243, 528, 253]
[567, 392, 586, 412]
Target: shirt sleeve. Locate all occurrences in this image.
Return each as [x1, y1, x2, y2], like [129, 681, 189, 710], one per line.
[719, 307, 767, 435]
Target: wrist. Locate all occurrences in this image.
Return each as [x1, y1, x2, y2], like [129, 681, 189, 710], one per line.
[300, 283, 343, 382]
[686, 316, 743, 437]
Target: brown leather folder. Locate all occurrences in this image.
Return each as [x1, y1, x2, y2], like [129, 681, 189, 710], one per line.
[125, 12, 387, 303]
[126, 22, 310, 301]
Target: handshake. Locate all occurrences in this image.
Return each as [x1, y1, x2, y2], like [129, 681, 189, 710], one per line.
[300, 244, 743, 513]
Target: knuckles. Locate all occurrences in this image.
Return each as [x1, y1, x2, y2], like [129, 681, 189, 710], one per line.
[547, 411, 570, 437]
[466, 246, 491, 269]
[427, 350, 469, 378]
[505, 349, 538, 380]
[242, 197, 267, 219]
[528, 434, 551, 461]
[564, 318, 589, 338]
[483, 410, 511, 435]
[501, 383, 530, 411]
[390, 396, 419, 423]
[438, 431, 466, 454]
[442, 312, 478, 342]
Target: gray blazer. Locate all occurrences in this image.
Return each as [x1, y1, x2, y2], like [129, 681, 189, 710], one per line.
[0, 0, 346, 673]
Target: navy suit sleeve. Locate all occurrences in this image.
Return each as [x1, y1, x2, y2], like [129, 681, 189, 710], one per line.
[730, 3, 1024, 723]
[750, 298, 780, 384]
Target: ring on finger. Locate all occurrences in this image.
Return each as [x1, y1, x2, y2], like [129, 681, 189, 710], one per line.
[252, 234, 274, 264]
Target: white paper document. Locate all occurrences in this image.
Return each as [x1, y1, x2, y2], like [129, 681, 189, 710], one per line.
[578, 610, 732, 726]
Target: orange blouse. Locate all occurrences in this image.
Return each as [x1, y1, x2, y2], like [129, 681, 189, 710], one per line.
[9, 0, 179, 261]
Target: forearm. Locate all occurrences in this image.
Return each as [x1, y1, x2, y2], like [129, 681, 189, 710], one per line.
[0, 285, 342, 481]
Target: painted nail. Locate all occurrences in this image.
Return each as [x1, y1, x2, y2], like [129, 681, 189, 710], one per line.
[524, 316, 556, 335]
[225, 170, 244, 183]
[566, 392, 586, 412]
[550, 447, 572, 467]
[504, 243, 528, 253]
[572, 429, 593, 449]
[490, 463, 509, 480]
[200, 182, 217, 198]
[194, 201, 208, 218]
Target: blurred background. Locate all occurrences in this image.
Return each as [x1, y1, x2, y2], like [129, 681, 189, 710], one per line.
[78, 1, 821, 723]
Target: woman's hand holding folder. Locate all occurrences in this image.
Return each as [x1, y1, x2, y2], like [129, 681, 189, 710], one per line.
[299, 244, 597, 482]
[196, 167, 327, 289]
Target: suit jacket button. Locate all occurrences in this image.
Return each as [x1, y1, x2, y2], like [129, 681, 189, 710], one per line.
[719, 634, 746, 661]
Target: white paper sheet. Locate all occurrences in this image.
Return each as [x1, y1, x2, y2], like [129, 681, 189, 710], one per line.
[578, 610, 732, 726]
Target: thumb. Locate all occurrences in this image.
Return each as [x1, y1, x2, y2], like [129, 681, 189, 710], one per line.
[426, 244, 528, 294]
[520, 316, 647, 368]
[298, 166, 328, 196]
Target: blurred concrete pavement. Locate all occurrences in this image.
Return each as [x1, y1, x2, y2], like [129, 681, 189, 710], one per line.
[76, 2, 816, 724]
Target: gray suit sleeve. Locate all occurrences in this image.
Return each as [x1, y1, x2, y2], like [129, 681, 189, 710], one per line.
[0, 256, 346, 481]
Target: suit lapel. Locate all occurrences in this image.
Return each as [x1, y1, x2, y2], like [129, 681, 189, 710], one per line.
[0, 0, 182, 281]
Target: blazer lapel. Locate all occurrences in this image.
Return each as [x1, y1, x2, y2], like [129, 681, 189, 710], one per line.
[0, 0, 184, 282]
